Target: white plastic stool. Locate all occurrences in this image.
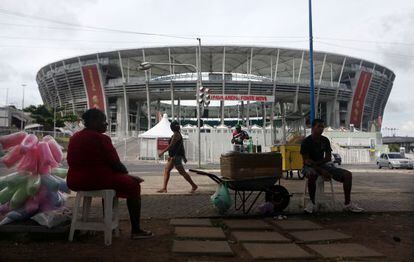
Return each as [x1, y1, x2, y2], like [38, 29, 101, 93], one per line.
[69, 189, 119, 246]
[303, 175, 335, 208]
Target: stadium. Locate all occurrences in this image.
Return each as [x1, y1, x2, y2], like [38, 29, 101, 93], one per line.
[36, 45, 395, 136]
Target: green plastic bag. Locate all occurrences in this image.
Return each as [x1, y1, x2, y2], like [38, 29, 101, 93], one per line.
[10, 185, 29, 209]
[51, 168, 68, 178]
[5, 172, 29, 187]
[211, 182, 231, 214]
[0, 186, 16, 205]
[26, 175, 41, 196]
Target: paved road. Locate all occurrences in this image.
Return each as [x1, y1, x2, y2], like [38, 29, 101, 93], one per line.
[2, 160, 413, 218]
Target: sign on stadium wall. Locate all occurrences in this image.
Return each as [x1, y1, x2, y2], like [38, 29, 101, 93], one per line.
[350, 71, 372, 128]
[81, 64, 107, 112]
[210, 94, 274, 102]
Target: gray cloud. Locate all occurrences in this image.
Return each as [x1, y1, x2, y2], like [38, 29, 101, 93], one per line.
[0, 0, 413, 135]
[377, 10, 414, 71]
[385, 99, 409, 113]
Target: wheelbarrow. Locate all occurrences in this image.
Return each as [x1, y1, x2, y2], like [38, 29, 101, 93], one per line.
[189, 169, 291, 214]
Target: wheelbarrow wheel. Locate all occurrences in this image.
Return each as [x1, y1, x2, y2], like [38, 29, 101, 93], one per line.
[265, 185, 290, 212]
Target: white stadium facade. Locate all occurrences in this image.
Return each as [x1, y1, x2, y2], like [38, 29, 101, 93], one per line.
[36, 45, 394, 136]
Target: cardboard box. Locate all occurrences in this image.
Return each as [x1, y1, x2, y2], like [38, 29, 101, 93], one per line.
[220, 152, 282, 180]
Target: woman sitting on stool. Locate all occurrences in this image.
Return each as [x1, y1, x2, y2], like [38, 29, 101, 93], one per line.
[67, 108, 153, 239]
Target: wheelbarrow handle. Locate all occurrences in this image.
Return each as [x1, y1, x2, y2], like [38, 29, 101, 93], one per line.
[189, 169, 223, 184]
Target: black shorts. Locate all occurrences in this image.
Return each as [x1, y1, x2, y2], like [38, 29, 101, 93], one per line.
[171, 156, 184, 167]
[302, 163, 348, 182]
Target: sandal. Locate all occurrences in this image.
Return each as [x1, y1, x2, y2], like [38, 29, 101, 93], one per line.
[156, 189, 167, 193]
[189, 186, 198, 194]
[131, 229, 154, 239]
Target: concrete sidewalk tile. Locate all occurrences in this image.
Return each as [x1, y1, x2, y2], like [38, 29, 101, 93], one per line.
[243, 243, 313, 259]
[273, 220, 323, 230]
[232, 231, 291, 243]
[170, 218, 212, 227]
[172, 240, 234, 256]
[307, 243, 384, 258]
[290, 229, 352, 243]
[175, 226, 226, 239]
[224, 220, 272, 230]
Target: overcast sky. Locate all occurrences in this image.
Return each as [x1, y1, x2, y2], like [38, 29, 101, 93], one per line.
[0, 0, 413, 136]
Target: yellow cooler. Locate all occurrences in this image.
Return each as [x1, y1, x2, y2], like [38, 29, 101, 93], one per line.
[271, 145, 304, 179]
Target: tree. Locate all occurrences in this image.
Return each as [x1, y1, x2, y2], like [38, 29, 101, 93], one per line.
[23, 105, 78, 131]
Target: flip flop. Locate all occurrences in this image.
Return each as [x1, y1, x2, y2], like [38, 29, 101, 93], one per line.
[189, 187, 198, 194]
[131, 230, 154, 240]
[156, 189, 167, 193]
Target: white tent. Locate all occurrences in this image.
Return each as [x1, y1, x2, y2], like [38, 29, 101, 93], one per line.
[138, 114, 172, 160]
[182, 124, 195, 129]
[216, 124, 228, 129]
[182, 124, 196, 133]
[138, 114, 173, 139]
[202, 123, 213, 129]
[215, 124, 230, 133]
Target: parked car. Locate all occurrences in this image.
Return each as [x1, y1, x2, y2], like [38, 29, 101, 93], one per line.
[376, 152, 414, 169]
[55, 127, 73, 136]
[331, 153, 342, 165]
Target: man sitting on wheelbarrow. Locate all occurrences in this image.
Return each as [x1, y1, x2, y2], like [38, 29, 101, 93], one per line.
[301, 119, 364, 214]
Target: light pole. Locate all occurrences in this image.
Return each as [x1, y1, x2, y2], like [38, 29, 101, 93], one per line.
[139, 56, 202, 168]
[308, 0, 315, 124]
[21, 84, 26, 130]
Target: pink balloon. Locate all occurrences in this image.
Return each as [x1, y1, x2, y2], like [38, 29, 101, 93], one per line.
[37, 142, 58, 174]
[19, 134, 38, 154]
[16, 146, 39, 173]
[1, 145, 24, 168]
[0, 132, 27, 150]
[47, 139, 63, 163]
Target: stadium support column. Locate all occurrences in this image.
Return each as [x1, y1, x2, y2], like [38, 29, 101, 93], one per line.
[240, 101, 244, 124]
[145, 75, 151, 129]
[315, 54, 327, 117]
[246, 48, 254, 129]
[62, 60, 76, 114]
[281, 102, 286, 144]
[116, 96, 128, 137]
[142, 49, 151, 129]
[326, 100, 338, 127]
[332, 57, 346, 128]
[136, 101, 141, 132]
[168, 48, 174, 120]
[156, 99, 161, 122]
[220, 47, 226, 126]
[262, 103, 267, 146]
[271, 49, 280, 145]
[177, 99, 181, 124]
[294, 51, 305, 112]
[118, 51, 129, 137]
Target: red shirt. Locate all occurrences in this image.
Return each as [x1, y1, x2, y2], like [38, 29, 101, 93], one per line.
[67, 129, 139, 198]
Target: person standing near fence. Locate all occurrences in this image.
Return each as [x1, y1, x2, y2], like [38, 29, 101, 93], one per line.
[157, 121, 198, 193]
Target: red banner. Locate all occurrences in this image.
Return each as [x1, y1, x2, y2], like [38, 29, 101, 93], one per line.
[81, 64, 107, 111]
[157, 138, 170, 155]
[210, 94, 274, 102]
[350, 71, 372, 128]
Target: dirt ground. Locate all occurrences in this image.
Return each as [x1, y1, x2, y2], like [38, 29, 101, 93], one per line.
[0, 212, 413, 262]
